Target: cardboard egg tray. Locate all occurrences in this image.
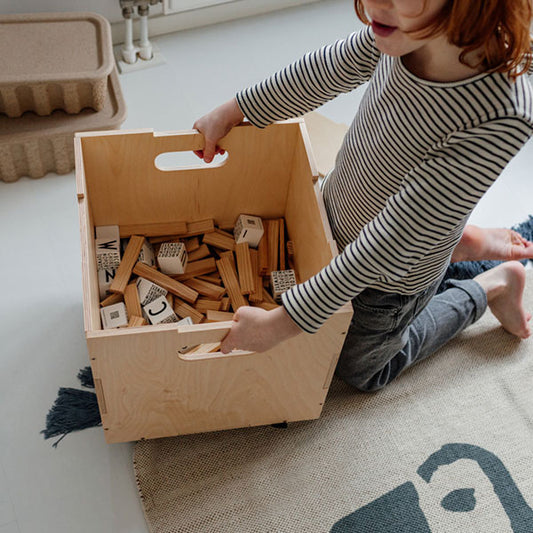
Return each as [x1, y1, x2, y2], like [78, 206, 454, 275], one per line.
[0, 68, 126, 182]
[0, 12, 114, 117]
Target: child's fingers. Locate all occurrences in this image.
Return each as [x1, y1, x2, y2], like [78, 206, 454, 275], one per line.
[220, 329, 236, 353]
[202, 138, 218, 163]
[194, 148, 224, 161]
[219, 311, 240, 353]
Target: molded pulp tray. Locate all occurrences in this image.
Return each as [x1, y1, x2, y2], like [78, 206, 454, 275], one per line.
[0, 12, 114, 117]
[0, 68, 126, 182]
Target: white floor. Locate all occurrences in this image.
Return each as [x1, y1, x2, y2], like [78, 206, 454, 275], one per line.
[1, 1, 533, 532]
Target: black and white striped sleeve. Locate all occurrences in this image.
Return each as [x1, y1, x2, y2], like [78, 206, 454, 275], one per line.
[235, 26, 380, 128]
[282, 116, 532, 333]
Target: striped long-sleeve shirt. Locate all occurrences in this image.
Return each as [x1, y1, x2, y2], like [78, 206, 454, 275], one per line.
[236, 26, 533, 334]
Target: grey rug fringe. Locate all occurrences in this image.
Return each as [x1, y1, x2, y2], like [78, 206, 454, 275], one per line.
[42, 216, 533, 446]
[41, 369, 101, 447]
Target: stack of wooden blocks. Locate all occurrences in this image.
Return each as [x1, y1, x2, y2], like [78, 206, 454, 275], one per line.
[97, 214, 298, 353]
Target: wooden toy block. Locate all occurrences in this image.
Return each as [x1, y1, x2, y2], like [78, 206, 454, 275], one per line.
[100, 302, 128, 329]
[197, 273, 223, 285]
[185, 237, 200, 252]
[119, 221, 187, 238]
[206, 310, 234, 322]
[124, 282, 142, 317]
[258, 228, 269, 276]
[279, 218, 286, 270]
[151, 243, 162, 258]
[220, 296, 231, 311]
[183, 278, 225, 300]
[100, 292, 123, 307]
[218, 250, 236, 271]
[270, 269, 297, 302]
[136, 277, 167, 306]
[252, 301, 279, 311]
[128, 316, 147, 328]
[202, 231, 236, 251]
[133, 262, 198, 304]
[157, 242, 188, 275]
[219, 224, 235, 232]
[185, 219, 215, 237]
[182, 342, 221, 355]
[98, 268, 116, 299]
[138, 241, 155, 267]
[166, 293, 174, 308]
[248, 249, 263, 303]
[143, 295, 179, 325]
[262, 287, 278, 305]
[195, 298, 222, 313]
[173, 257, 217, 281]
[267, 219, 280, 274]
[234, 214, 264, 248]
[95, 236, 121, 270]
[96, 225, 120, 240]
[286, 240, 299, 282]
[176, 316, 194, 326]
[187, 243, 210, 262]
[148, 235, 181, 244]
[216, 255, 248, 310]
[215, 227, 235, 239]
[235, 242, 254, 295]
[286, 240, 295, 269]
[173, 298, 204, 324]
[110, 235, 145, 294]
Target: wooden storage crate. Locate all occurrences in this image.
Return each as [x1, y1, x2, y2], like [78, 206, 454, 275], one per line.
[75, 121, 353, 444]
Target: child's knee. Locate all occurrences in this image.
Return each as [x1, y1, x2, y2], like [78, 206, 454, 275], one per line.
[335, 367, 389, 392]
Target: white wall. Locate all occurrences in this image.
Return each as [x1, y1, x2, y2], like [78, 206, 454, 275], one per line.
[1, 0, 322, 44]
[1, 0, 145, 24]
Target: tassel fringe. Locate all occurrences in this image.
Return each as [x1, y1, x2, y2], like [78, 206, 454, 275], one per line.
[77, 366, 95, 388]
[42, 367, 100, 447]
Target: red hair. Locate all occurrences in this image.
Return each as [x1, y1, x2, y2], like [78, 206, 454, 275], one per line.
[354, 0, 533, 79]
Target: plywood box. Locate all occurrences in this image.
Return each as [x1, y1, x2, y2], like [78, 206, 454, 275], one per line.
[76, 121, 352, 444]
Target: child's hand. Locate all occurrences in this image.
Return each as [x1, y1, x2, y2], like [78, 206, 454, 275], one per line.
[220, 305, 302, 354]
[193, 98, 244, 163]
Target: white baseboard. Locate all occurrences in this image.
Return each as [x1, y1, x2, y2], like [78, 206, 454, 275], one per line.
[110, 0, 321, 45]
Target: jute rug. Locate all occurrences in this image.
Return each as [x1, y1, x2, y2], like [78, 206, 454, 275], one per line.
[134, 271, 533, 533]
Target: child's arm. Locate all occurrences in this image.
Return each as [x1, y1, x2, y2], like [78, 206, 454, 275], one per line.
[194, 27, 380, 163]
[219, 305, 302, 354]
[237, 27, 380, 129]
[281, 116, 533, 335]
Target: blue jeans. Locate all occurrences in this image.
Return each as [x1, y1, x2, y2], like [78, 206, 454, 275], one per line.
[336, 276, 488, 392]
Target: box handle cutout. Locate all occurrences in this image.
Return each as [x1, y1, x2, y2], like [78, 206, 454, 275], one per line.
[178, 348, 254, 361]
[155, 151, 228, 171]
[176, 321, 254, 360]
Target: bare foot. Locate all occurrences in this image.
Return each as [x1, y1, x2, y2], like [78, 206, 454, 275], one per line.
[452, 225, 533, 263]
[474, 261, 531, 339]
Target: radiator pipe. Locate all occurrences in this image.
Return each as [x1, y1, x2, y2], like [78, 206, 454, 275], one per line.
[138, 4, 153, 60]
[121, 6, 137, 64]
